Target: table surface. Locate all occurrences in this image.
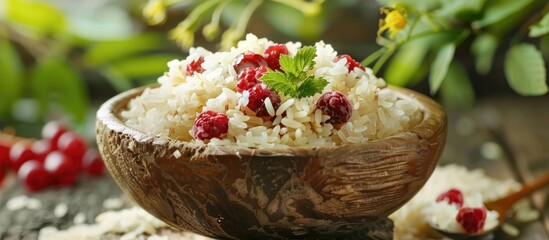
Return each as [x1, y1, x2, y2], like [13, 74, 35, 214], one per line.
[1, 95, 548, 240]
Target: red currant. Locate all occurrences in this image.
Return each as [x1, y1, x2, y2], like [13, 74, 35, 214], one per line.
[456, 207, 487, 234]
[334, 55, 365, 72]
[237, 66, 267, 93]
[44, 151, 79, 186]
[264, 44, 289, 71]
[57, 132, 87, 162]
[193, 110, 229, 141]
[0, 169, 5, 185]
[0, 141, 11, 170]
[82, 149, 105, 176]
[18, 160, 52, 192]
[41, 121, 67, 148]
[316, 91, 353, 125]
[186, 57, 205, 76]
[32, 139, 54, 163]
[9, 141, 36, 171]
[245, 84, 281, 117]
[436, 188, 464, 207]
[233, 52, 267, 74]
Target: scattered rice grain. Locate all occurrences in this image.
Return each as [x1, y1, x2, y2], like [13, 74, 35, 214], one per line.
[54, 203, 68, 218]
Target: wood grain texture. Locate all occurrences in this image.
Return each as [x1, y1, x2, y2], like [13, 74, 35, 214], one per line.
[95, 85, 447, 239]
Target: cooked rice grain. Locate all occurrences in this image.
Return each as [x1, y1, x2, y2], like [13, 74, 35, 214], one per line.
[122, 34, 422, 147]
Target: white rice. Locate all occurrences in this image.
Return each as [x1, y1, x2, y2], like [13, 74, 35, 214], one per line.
[121, 34, 422, 147]
[390, 164, 521, 239]
[423, 193, 499, 234]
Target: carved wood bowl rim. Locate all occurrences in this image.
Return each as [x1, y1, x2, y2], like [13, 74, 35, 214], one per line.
[95, 84, 447, 239]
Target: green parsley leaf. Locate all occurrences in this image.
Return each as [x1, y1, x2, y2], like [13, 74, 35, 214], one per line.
[260, 69, 296, 96]
[261, 46, 328, 98]
[297, 76, 329, 98]
[293, 46, 317, 72]
[279, 54, 296, 75]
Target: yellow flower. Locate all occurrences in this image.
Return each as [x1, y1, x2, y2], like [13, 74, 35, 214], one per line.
[220, 29, 243, 50]
[143, 0, 166, 25]
[378, 7, 407, 39]
[202, 23, 220, 41]
[170, 25, 194, 49]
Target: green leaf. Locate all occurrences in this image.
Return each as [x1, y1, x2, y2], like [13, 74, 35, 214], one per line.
[6, 0, 66, 35]
[429, 43, 456, 94]
[504, 44, 548, 96]
[31, 60, 89, 123]
[376, 0, 442, 11]
[540, 35, 549, 59]
[279, 54, 297, 75]
[473, 0, 534, 29]
[84, 33, 168, 66]
[529, 13, 549, 38]
[0, 39, 23, 117]
[438, 0, 487, 21]
[385, 38, 430, 86]
[261, 69, 297, 96]
[296, 77, 328, 98]
[101, 68, 133, 92]
[261, 46, 326, 98]
[471, 34, 499, 75]
[263, 2, 326, 40]
[440, 62, 475, 108]
[110, 54, 181, 78]
[293, 46, 317, 72]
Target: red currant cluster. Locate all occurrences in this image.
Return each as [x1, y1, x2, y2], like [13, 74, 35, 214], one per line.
[192, 45, 363, 141]
[436, 188, 488, 233]
[0, 121, 105, 192]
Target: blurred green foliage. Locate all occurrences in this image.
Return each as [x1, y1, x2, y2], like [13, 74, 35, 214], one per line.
[0, 0, 179, 132]
[370, 0, 549, 107]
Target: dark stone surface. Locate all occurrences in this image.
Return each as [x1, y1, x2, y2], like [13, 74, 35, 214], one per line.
[0, 175, 122, 240]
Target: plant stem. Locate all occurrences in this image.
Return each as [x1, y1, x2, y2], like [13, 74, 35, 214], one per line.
[210, 0, 230, 27]
[512, 1, 549, 44]
[0, 21, 51, 61]
[372, 47, 395, 74]
[270, 0, 324, 16]
[178, 0, 223, 31]
[235, 0, 263, 34]
[361, 48, 386, 67]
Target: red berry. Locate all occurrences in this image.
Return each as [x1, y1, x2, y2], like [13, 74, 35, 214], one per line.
[31, 140, 54, 163]
[193, 110, 229, 141]
[436, 188, 464, 207]
[316, 91, 353, 125]
[44, 151, 79, 186]
[57, 132, 87, 161]
[246, 84, 281, 117]
[233, 52, 267, 74]
[456, 207, 487, 234]
[9, 141, 36, 171]
[41, 121, 67, 148]
[0, 169, 5, 185]
[334, 55, 365, 72]
[82, 149, 105, 176]
[264, 44, 289, 71]
[0, 141, 11, 170]
[186, 57, 205, 76]
[18, 160, 52, 192]
[237, 66, 267, 93]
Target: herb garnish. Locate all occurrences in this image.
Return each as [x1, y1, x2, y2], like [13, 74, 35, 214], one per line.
[260, 46, 328, 98]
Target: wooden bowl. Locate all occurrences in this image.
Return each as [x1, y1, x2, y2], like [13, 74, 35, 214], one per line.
[96, 85, 446, 239]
